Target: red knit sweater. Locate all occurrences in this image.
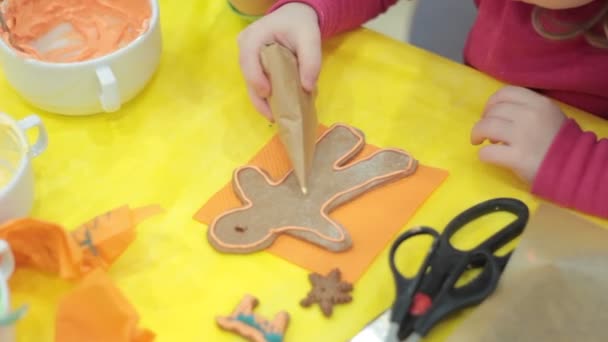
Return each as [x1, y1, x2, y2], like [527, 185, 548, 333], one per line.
[269, 0, 608, 217]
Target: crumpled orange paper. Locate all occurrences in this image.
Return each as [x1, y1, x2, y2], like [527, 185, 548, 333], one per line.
[71, 205, 164, 273]
[0, 205, 162, 342]
[55, 269, 156, 342]
[0, 205, 163, 279]
[195, 126, 449, 282]
[0, 218, 83, 279]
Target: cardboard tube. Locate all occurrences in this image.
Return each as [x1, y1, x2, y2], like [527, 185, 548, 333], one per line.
[260, 42, 318, 194]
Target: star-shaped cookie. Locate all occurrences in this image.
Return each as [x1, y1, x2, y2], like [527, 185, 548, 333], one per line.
[300, 268, 353, 317]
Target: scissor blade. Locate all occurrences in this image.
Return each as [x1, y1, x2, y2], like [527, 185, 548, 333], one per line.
[350, 308, 396, 342]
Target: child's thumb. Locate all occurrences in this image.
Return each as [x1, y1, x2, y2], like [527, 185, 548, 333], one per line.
[295, 34, 321, 93]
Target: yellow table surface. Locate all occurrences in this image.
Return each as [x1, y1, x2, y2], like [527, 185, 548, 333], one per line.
[2, 1, 608, 341]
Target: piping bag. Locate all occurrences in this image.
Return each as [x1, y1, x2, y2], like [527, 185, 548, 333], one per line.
[260, 42, 318, 194]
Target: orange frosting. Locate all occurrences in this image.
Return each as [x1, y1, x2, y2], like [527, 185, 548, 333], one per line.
[0, 0, 151, 63]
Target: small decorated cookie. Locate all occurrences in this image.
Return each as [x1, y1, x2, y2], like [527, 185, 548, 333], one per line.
[217, 294, 289, 342]
[300, 268, 354, 317]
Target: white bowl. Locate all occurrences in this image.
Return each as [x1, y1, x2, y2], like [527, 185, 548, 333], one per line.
[0, 0, 162, 116]
[0, 113, 47, 223]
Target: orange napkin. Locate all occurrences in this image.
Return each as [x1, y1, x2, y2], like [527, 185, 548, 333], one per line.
[0, 205, 163, 279]
[0, 205, 161, 341]
[0, 218, 84, 279]
[194, 126, 448, 282]
[55, 269, 155, 342]
[71, 205, 164, 272]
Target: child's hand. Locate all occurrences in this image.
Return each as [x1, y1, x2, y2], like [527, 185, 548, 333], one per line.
[470, 86, 566, 183]
[237, 3, 322, 120]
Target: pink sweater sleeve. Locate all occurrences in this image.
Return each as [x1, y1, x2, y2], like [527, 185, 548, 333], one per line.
[268, 0, 398, 38]
[532, 118, 608, 218]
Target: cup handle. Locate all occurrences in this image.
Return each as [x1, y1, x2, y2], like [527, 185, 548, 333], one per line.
[96, 66, 121, 112]
[0, 240, 15, 280]
[16, 114, 48, 158]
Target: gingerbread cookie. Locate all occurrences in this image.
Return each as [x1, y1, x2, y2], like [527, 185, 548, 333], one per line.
[300, 268, 353, 317]
[207, 124, 418, 253]
[216, 295, 289, 342]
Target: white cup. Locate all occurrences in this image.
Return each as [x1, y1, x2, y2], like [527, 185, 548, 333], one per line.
[0, 240, 16, 342]
[0, 113, 47, 224]
[0, 0, 162, 116]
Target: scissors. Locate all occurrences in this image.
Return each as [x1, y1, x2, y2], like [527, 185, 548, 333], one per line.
[352, 197, 529, 342]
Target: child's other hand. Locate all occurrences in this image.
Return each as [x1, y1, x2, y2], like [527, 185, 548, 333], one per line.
[470, 86, 566, 183]
[237, 3, 321, 121]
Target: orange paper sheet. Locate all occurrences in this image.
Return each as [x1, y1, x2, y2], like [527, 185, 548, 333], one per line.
[55, 269, 155, 342]
[71, 204, 164, 273]
[0, 218, 84, 279]
[0, 205, 161, 341]
[194, 126, 448, 282]
[0, 205, 163, 279]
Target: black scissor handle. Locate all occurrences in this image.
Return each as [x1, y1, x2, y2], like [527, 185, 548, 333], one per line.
[389, 227, 440, 286]
[414, 250, 501, 336]
[441, 197, 529, 267]
[388, 226, 440, 323]
[392, 198, 529, 340]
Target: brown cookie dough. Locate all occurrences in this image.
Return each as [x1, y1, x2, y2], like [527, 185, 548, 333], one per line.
[207, 123, 418, 253]
[300, 268, 353, 317]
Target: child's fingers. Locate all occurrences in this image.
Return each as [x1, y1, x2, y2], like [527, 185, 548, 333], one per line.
[295, 32, 322, 92]
[470, 116, 513, 145]
[238, 33, 271, 98]
[486, 85, 546, 109]
[483, 101, 529, 124]
[247, 86, 273, 121]
[477, 144, 520, 170]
